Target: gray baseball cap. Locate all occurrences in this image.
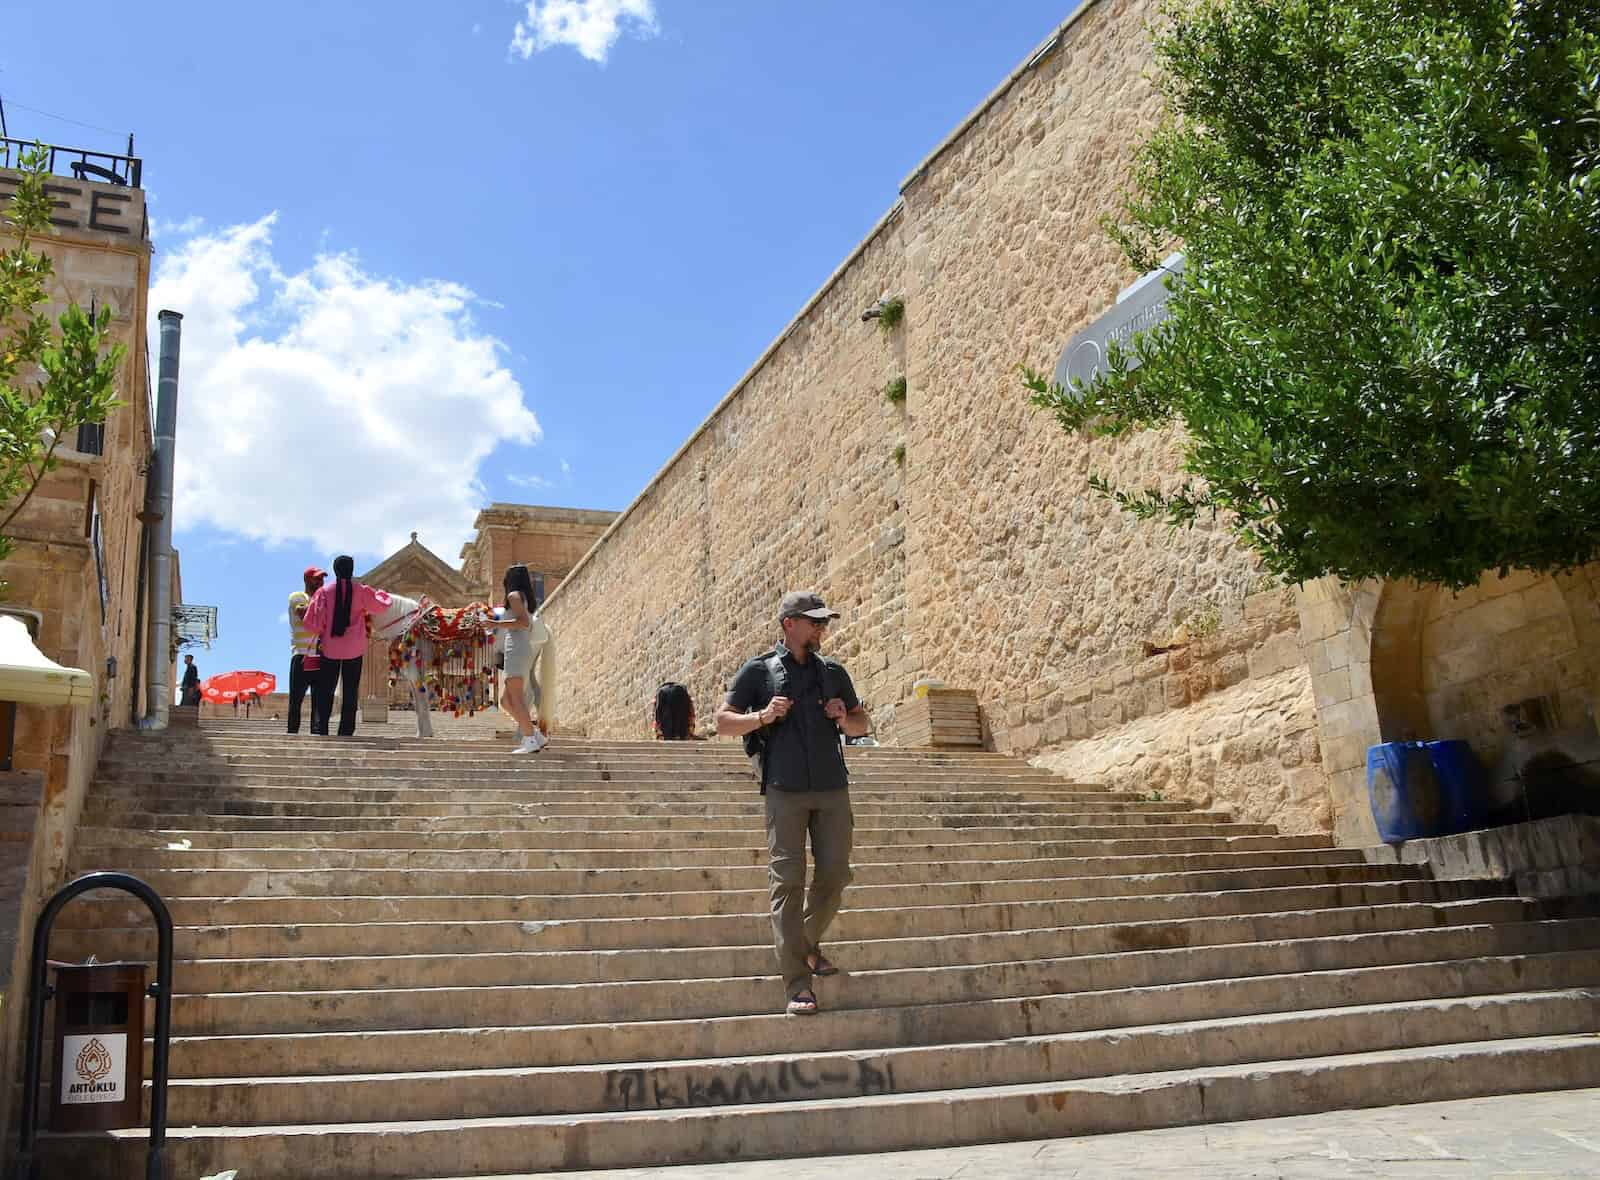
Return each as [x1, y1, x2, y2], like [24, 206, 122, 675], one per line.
[779, 591, 840, 621]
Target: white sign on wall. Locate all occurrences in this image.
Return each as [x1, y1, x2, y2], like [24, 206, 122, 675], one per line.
[60, 1033, 126, 1104]
[1054, 253, 1186, 394]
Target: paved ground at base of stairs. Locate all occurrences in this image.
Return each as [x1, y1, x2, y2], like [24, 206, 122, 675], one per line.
[423, 1087, 1600, 1179]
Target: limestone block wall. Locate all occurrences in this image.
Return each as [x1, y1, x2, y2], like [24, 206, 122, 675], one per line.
[530, 0, 1600, 842]
[543, 209, 912, 740]
[895, 0, 1278, 737]
[539, 0, 1334, 836]
[539, 0, 1336, 832]
[1034, 588, 1330, 833]
[1420, 571, 1592, 760]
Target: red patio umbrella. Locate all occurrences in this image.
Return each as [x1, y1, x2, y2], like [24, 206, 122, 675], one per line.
[200, 670, 277, 704]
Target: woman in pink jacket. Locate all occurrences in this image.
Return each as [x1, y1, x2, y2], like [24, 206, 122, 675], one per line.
[301, 554, 392, 737]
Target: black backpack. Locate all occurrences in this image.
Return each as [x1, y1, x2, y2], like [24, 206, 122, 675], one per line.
[653, 681, 694, 740]
[741, 651, 848, 790]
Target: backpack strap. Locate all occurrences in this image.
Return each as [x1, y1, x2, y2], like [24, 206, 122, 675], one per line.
[764, 652, 788, 699]
[744, 651, 787, 793]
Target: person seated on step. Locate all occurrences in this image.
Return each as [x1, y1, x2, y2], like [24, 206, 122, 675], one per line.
[652, 681, 696, 740]
[716, 591, 871, 1016]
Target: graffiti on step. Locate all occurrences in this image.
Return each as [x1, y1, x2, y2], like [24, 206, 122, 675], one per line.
[605, 1057, 896, 1110]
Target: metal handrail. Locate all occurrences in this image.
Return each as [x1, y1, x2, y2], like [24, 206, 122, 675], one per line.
[0, 136, 142, 189]
[13, 872, 173, 1180]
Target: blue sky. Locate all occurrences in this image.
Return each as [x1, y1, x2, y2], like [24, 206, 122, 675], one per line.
[4, 0, 1081, 687]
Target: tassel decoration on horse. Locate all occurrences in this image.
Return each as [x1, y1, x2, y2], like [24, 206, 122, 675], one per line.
[386, 602, 498, 718]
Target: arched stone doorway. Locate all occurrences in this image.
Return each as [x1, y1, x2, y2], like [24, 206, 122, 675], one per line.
[1303, 566, 1600, 844]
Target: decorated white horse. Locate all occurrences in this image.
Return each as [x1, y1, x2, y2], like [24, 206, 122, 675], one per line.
[371, 594, 556, 738]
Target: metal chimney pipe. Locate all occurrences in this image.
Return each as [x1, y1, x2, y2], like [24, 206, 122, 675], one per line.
[140, 310, 182, 729]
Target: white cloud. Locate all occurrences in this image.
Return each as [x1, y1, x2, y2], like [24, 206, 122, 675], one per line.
[150, 214, 540, 560]
[507, 458, 572, 492]
[149, 214, 206, 241]
[510, 0, 657, 63]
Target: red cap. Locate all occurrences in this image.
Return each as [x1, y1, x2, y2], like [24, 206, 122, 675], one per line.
[303, 566, 327, 583]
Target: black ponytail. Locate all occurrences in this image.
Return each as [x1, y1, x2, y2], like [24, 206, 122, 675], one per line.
[331, 554, 355, 637]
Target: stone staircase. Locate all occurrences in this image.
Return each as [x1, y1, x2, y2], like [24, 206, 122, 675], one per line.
[36, 729, 1600, 1177]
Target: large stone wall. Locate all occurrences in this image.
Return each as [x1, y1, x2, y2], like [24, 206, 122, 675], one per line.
[540, 0, 1313, 816]
[539, 0, 1599, 846]
[543, 207, 913, 740]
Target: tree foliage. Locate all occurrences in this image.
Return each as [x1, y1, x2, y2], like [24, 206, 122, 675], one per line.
[0, 144, 125, 581]
[1026, 0, 1600, 589]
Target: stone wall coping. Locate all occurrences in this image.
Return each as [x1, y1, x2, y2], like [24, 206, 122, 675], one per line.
[473, 503, 621, 527]
[899, 0, 1105, 194]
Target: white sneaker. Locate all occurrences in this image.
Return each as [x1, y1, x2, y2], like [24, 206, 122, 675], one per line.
[527, 730, 548, 752]
[511, 736, 540, 754]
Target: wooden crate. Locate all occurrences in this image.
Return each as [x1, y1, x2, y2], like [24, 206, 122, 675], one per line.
[897, 688, 983, 748]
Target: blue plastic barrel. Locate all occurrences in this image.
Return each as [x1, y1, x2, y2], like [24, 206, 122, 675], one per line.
[1366, 740, 1486, 843]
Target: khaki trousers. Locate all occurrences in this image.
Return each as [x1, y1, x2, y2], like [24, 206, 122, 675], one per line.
[764, 786, 854, 1000]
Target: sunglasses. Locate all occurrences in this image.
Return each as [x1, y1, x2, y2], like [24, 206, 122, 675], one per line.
[787, 615, 832, 628]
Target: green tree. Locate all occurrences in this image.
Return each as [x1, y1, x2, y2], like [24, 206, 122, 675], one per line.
[0, 143, 125, 588]
[1025, 0, 1600, 590]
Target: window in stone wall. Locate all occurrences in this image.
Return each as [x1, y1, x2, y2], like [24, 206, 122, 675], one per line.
[75, 422, 106, 455]
[90, 497, 108, 626]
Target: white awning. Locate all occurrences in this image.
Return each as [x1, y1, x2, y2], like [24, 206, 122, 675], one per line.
[0, 616, 93, 708]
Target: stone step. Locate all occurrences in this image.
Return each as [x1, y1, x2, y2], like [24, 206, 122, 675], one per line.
[48, 1035, 1600, 1178]
[52, 878, 1505, 953]
[94, 755, 1058, 775]
[89, 781, 1131, 804]
[84, 848, 1374, 898]
[152, 947, 1597, 1078]
[75, 809, 1252, 834]
[100, 738, 1036, 767]
[54, 728, 1592, 1180]
[73, 897, 1541, 994]
[148, 920, 1600, 1036]
[138, 989, 1600, 1126]
[53, 863, 1430, 927]
[72, 829, 1336, 864]
[82, 795, 1206, 820]
[71, 812, 1269, 839]
[95, 760, 1068, 780]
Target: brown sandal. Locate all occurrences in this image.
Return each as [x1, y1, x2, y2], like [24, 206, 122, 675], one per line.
[785, 990, 819, 1016]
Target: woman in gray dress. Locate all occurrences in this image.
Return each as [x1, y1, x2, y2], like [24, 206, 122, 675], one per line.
[484, 563, 545, 753]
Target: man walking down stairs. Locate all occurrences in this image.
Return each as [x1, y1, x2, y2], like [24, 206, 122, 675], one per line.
[33, 728, 1600, 1177]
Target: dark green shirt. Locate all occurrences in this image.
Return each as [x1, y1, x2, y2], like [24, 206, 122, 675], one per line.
[726, 643, 860, 793]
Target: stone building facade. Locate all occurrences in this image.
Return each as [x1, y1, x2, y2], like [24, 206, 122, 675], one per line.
[0, 159, 158, 877]
[538, 0, 1599, 846]
[353, 513, 616, 711]
[458, 504, 617, 605]
[0, 148, 163, 1147]
[357, 533, 474, 707]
